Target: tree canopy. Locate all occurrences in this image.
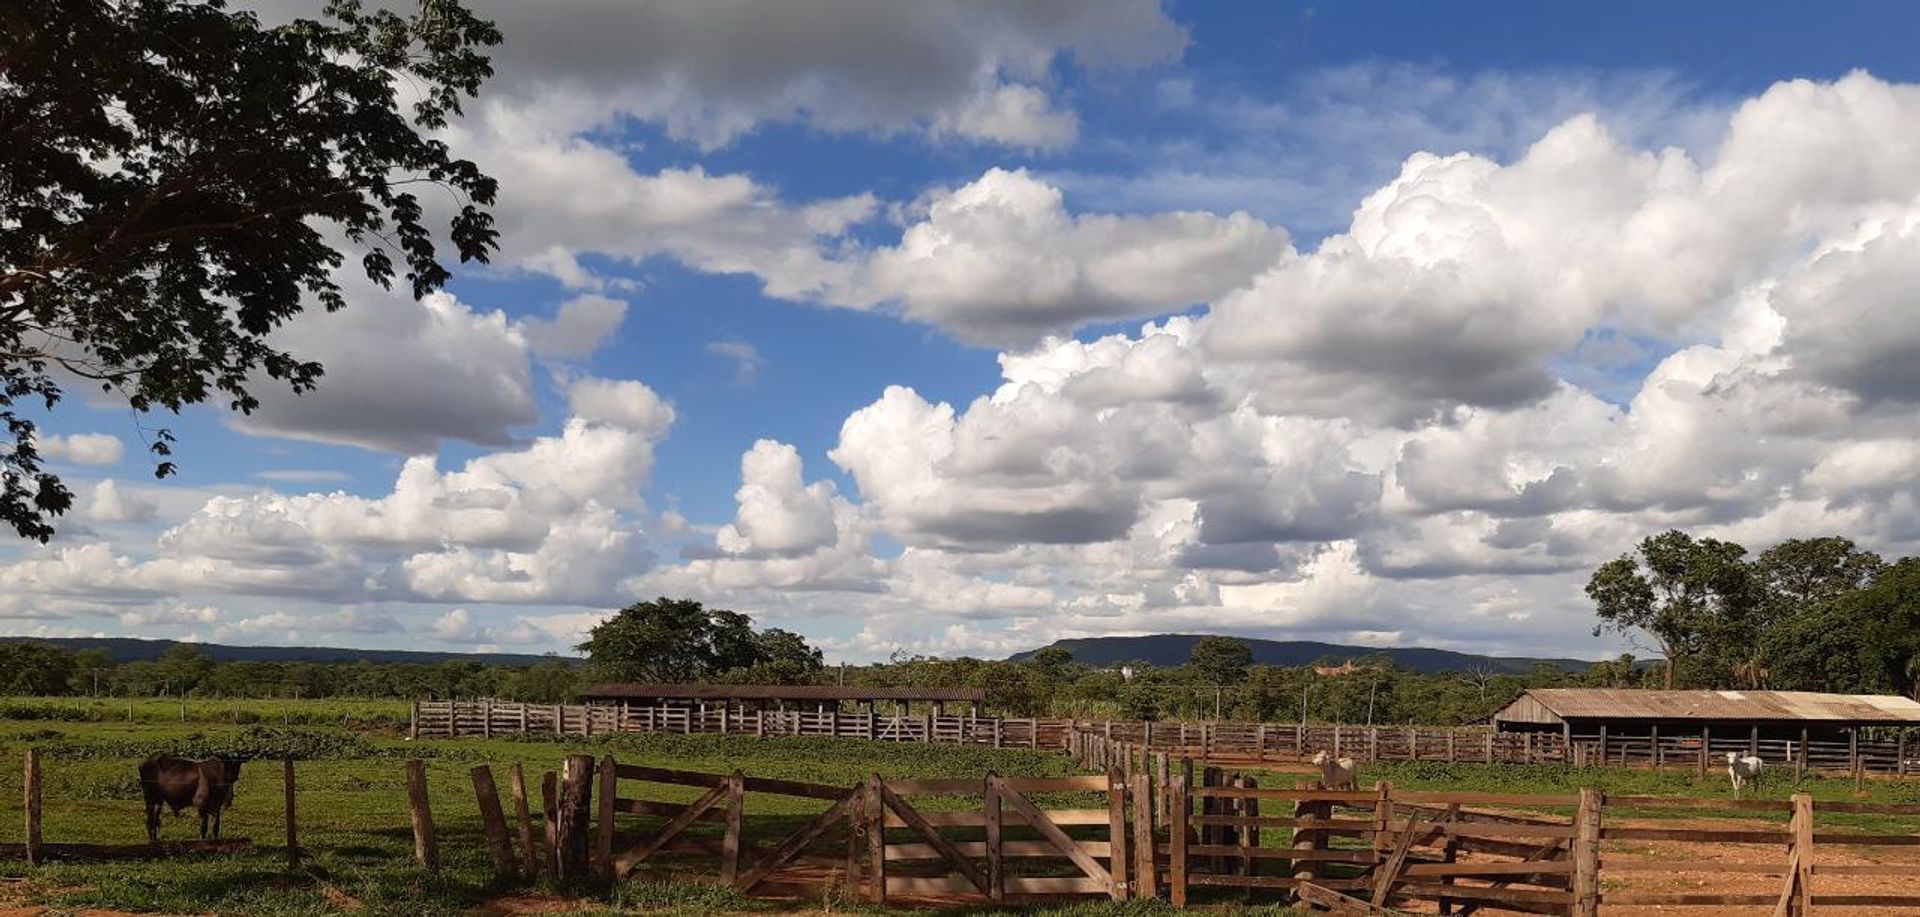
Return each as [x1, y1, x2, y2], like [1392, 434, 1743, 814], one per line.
[576, 597, 824, 685]
[0, 0, 500, 540]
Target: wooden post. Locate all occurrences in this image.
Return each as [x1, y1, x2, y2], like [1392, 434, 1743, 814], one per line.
[509, 764, 537, 876]
[472, 765, 519, 876]
[24, 749, 42, 867]
[721, 771, 745, 886]
[1370, 779, 1393, 860]
[595, 755, 617, 879]
[1791, 792, 1814, 915]
[409, 700, 419, 741]
[1851, 728, 1863, 788]
[985, 772, 1004, 902]
[1107, 769, 1130, 900]
[1597, 723, 1607, 768]
[1131, 771, 1156, 900]
[1651, 724, 1661, 769]
[1798, 727, 1809, 782]
[283, 758, 299, 869]
[865, 775, 886, 903]
[1169, 772, 1189, 908]
[555, 754, 594, 884]
[482, 698, 492, 739]
[1572, 787, 1602, 917]
[405, 760, 439, 870]
[1290, 777, 1327, 894]
[1700, 724, 1711, 779]
[541, 771, 561, 874]
[1751, 724, 1760, 760]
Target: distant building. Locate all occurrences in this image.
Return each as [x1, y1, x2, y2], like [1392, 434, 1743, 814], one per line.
[1492, 687, 1920, 752]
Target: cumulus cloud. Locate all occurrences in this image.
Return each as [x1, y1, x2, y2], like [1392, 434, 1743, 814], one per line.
[429, 607, 549, 646]
[39, 433, 125, 466]
[520, 294, 629, 360]
[716, 441, 842, 557]
[83, 480, 160, 524]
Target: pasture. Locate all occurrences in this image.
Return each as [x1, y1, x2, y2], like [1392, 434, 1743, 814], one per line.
[5, 701, 1920, 914]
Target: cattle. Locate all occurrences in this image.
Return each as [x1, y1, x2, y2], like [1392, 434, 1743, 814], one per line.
[1726, 751, 1764, 798]
[1310, 749, 1358, 791]
[138, 754, 245, 842]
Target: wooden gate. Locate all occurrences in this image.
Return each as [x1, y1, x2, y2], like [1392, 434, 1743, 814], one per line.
[592, 759, 862, 893]
[870, 771, 1131, 903]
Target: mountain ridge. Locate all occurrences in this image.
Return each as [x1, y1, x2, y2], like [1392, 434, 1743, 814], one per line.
[4, 636, 573, 667]
[1008, 634, 1598, 675]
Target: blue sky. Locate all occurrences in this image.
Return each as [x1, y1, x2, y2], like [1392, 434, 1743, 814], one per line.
[9, 1, 1920, 662]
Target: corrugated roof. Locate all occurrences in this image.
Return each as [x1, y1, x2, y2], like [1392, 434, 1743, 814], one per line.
[579, 683, 987, 702]
[1499, 688, 1920, 724]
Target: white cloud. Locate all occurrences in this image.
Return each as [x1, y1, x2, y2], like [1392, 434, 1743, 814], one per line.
[520, 294, 629, 360]
[429, 607, 549, 646]
[715, 441, 841, 558]
[705, 341, 764, 385]
[40, 433, 125, 466]
[215, 607, 404, 644]
[83, 480, 160, 524]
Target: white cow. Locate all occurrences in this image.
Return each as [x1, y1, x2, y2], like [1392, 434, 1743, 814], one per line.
[1310, 750, 1358, 791]
[1726, 751, 1764, 798]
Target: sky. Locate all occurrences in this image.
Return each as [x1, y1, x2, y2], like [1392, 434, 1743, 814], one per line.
[8, 1, 1920, 663]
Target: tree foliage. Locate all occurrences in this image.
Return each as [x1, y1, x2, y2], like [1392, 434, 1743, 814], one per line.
[0, 0, 500, 540]
[1586, 530, 1756, 688]
[576, 597, 824, 685]
[1186, 636, 1253, 684]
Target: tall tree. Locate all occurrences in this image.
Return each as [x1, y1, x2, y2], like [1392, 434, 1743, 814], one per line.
[1187, 636, 1254, 684]
[576, 597, 817, 685]
[1587, 530, 1756, 689]
[0, 0, 500, 540]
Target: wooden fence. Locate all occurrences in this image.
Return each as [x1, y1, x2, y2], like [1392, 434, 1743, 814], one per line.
[415, 701, 1920, 780]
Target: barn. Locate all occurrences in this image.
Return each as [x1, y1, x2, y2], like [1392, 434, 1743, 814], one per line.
[1492, 688, 1920, 771]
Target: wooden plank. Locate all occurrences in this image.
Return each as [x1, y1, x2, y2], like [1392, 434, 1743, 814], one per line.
[1603, 827, 1792, 843]
[888, 839, 1113, 860]
[996, 778, 1112, 894]
[471, 765, 519, 877]
[612, 763, 728, 787]
[1373, 816, 1422, 907]
[881, 807, 1110, 828]
[1297, 881, 1410, 915]
[1402, 861, 1573, 878]
[865, 778, 886, 904]
[405, 760, 439, 870]
[509, 764, 537, 877]
[1806, 800, 1920, 815]
[880, 781, 988, 894]
[611, 780, 728, 878]
[1190, 786, 1382, 802]
[1002, 776, 1112, 792]
[1177, 845, 1377, 863]
[740, 774, 855, 801]
[1810, 832, 1920, 846]
[1602, 893, 1780, 905]
[1602, 859, 1787, 874]
[733, 789, 856, 892]
[1392, 791, 1583, 807]
[1405, 821, 1577, 840]
[613, 797, 730, 823]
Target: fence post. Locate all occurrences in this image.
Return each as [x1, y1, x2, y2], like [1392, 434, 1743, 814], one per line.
[540, 771, 560, 877]
[509, 763, 538, 876]
[471, 765, 519, 877]
[1290, 778, 1326, 897]
[1572, 787, 1602, 917]
[24, 749, 41, 867]
[405, 760, 439, 871]
[1169, 772, 1189, 907]
[1131, 770, 1156, 900]
[1790, 792, 1813, 915]
[865, 775, 887, 903]
[555, 754, 594, 885]
[984, 772, 1004, 902]
[721, 771, 745, 886]
[283, 758, 299, 869]
[409, 700, 419, 741]
[1107, 768, 1130, 901]
[1700, 725, 1710, 779]
[595, 755, 617, 879]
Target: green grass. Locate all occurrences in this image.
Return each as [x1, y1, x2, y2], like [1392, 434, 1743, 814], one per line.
[0, 695, 411, 728]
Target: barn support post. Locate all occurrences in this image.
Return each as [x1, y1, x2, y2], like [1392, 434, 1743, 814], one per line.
[1651, 724, 1661, 769]
[1750, 724, 1760, 760]
[1798, 727, 1809, 781]
[1851, 728, 1863, 788]
[405, 760, 439, 870]
[24, 749, 42, 867]
[1598, 723, 1608, 768]
[1699, 724, 1711, 779]
[283, 758, 299, 869]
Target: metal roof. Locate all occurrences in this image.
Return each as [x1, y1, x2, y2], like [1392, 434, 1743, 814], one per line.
[579, 683, 987, 703]
[1495, 688, 1920, 725]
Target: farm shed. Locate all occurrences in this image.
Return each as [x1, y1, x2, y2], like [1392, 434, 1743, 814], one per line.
[1493, 688, 1920, 770]
[579, 683, 987, 716]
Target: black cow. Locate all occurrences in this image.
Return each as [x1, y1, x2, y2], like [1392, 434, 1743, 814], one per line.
[138, 754, 244, 842]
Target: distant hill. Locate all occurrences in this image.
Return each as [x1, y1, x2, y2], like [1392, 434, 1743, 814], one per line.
[1008, 634, 1597, 675]
[5, 636, 573, 667]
